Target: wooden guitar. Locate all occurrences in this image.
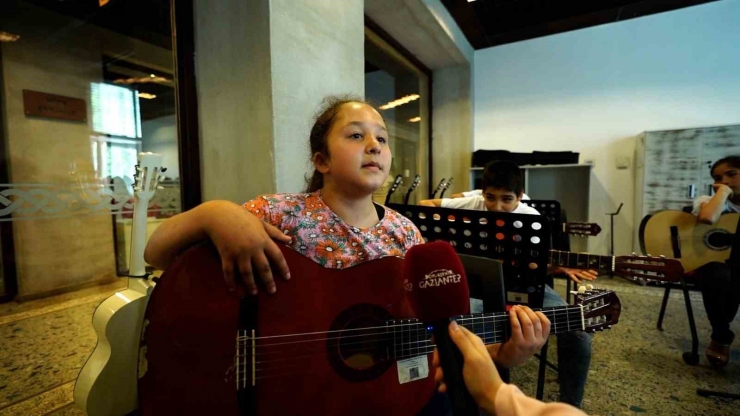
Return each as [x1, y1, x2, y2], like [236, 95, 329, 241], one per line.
[403, 174, 422, 205]
[430, 178, 446, 199]
[639, 210, 738, 273]
[548, 249, 684, 282]
[384, 174, 403, 205]
[74, 153, 165, 416]
[138, 243, 621, 416]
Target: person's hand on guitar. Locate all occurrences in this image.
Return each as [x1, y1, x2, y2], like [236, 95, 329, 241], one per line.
[204, 202, 292, 294]
[552, 266, 598, 284]
[145, 200, 292, 295]
[485, 305, 550, 369]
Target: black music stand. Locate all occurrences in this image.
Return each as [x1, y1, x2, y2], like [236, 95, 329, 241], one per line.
[697, 214, 740, 400]
[389, 204, 551, 308]
[390, 204, 552, 400]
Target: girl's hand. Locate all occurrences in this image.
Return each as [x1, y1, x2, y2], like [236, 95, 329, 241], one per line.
[713, 183, 734, 198]
[204, 203, 292, 294]
[555, 267, 598, 284]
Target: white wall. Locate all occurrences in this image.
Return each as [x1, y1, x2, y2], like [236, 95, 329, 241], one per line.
[473, 0, 740, 255]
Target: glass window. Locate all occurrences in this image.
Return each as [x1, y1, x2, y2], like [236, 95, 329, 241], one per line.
[0, 0, 187, 299]
[364, 26, 430, 206]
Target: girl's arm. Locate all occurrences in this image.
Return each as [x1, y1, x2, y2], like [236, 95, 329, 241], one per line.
[697, 185, 733, 225]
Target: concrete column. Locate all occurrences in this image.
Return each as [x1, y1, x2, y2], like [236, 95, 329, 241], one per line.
[194, 0, 364, 202]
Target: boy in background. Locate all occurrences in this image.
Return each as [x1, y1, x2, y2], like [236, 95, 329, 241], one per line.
[420, 160, 596, 408]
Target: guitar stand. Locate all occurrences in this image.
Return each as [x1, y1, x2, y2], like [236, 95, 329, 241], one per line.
[606, 203, 642, 285]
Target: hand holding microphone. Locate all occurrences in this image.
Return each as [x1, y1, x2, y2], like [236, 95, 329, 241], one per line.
[433, 322, 502, 416]
[404, 241, 478, 415]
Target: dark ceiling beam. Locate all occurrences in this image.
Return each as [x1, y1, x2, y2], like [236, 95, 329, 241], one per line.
[444, 0, 719, 49]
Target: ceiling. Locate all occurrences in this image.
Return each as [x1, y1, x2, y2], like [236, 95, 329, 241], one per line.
[441, 0, 719, 49]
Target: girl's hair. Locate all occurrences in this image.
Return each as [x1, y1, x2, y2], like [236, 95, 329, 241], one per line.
[711, 156, 740, 176]
[304, 95, 376, 193]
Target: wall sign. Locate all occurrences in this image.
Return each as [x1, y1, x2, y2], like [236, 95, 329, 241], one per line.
[23, 90, 87, 122]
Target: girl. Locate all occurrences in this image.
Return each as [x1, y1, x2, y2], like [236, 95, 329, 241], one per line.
[691, 155, 740, 368]
[144, 95, 549, 412]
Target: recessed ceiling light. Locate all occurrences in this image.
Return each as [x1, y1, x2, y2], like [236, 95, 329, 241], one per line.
[0, 31, 20, 43]
[379, 94, 420, 110]
[138, 92, 157, 99]
[409, 117, 421, 123]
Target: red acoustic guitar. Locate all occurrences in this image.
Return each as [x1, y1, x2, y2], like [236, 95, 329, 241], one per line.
[138, 244, 620, 416]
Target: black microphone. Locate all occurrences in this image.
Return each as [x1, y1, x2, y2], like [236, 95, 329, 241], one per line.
[404, 241, 479, 416]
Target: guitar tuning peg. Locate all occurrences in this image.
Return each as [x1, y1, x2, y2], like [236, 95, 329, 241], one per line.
[586, 284, 594, 290]
[659, 255, 666, 258]
[157, 186, 164, 190]
[134, 187, 142, 192]
[161, 167, 168, 173]
[578, 286, 587, 294]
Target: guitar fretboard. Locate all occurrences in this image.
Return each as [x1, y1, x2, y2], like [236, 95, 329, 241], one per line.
[388, 305, 584, 361]
[548, 250, 614, 273]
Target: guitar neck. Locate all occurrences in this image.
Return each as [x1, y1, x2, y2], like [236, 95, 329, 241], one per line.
[128, 195, 150, 277]
[549, 250, 614, 273]
[389, 305, 584, 360]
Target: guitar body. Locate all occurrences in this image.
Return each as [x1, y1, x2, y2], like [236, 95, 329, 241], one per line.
[139, 244, 436, 416]
[640, 211, 738, 272]
[74, 279, 155, 416]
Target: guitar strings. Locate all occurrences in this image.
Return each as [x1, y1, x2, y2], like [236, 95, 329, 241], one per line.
[242, 306, 589, 348]
[242, 320, 591, 382]
[243, 305, 584, 342]
[247, 312, 589, 358]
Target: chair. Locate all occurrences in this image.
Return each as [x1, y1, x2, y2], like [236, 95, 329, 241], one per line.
[653, 206, 702, 365]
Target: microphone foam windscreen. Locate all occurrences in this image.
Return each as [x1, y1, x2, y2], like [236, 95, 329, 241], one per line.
[403, 241, 470, 323]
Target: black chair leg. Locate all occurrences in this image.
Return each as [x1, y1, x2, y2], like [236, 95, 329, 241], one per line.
[536, 342, 549, 400]
[657, 286, 671, 331]
[697, 389, 740, 399]
[680, 278, 700, 365]
[534, 353, 559, 373]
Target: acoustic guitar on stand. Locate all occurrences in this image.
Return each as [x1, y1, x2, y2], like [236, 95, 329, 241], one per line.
[639, 210, 738, 273]
[384, 174, 403, 205]
[403, 174, 421, 205]
[74, 153, 165, 416]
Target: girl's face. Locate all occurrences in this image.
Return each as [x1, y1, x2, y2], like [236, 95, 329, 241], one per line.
[712, 162, 740, 196]
[315, 103, 391, 197]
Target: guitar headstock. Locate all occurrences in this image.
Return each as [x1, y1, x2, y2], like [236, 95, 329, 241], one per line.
[441, 177, 454, 191]
[431, 178, 446, 196]
[574, 288, 621, 332]
[133, 152, 165, 202]
[614, 254, 685, 283]
[388, 174, 403, 195]
[563, 222, 602, 237]
[408, 174, 421, 192]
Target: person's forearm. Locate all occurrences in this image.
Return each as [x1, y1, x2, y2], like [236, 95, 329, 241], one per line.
[144, 200, 232, 270]
[698, 188, 732, 224]
[419, 199, 443, 207]
[487, 343, 511, 369]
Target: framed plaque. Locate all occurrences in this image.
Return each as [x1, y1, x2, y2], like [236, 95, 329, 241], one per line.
[23, 90, 87, 122]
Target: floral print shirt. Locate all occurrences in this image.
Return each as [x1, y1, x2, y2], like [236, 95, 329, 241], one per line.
[243, 192, 424, 269]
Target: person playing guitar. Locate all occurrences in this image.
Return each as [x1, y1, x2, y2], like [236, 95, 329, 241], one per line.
[144, 96, 552, 415]
[691, 155, 740, 369]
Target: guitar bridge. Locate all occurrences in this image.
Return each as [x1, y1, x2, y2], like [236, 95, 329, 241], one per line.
[235, 329, 256, 389]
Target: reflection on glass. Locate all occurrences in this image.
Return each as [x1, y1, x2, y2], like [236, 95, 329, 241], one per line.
[365, 27, 429, 206]
[0, 0, 181, 298]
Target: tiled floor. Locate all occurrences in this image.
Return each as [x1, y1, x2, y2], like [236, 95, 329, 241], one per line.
[0, 277, 738, 415]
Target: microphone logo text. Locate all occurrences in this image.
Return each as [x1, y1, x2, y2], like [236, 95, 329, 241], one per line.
[419, 269, 462, 289]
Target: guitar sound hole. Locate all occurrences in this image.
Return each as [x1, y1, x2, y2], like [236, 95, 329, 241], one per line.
[704, 230, 732, 250]
[327, 304, 394, 382]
